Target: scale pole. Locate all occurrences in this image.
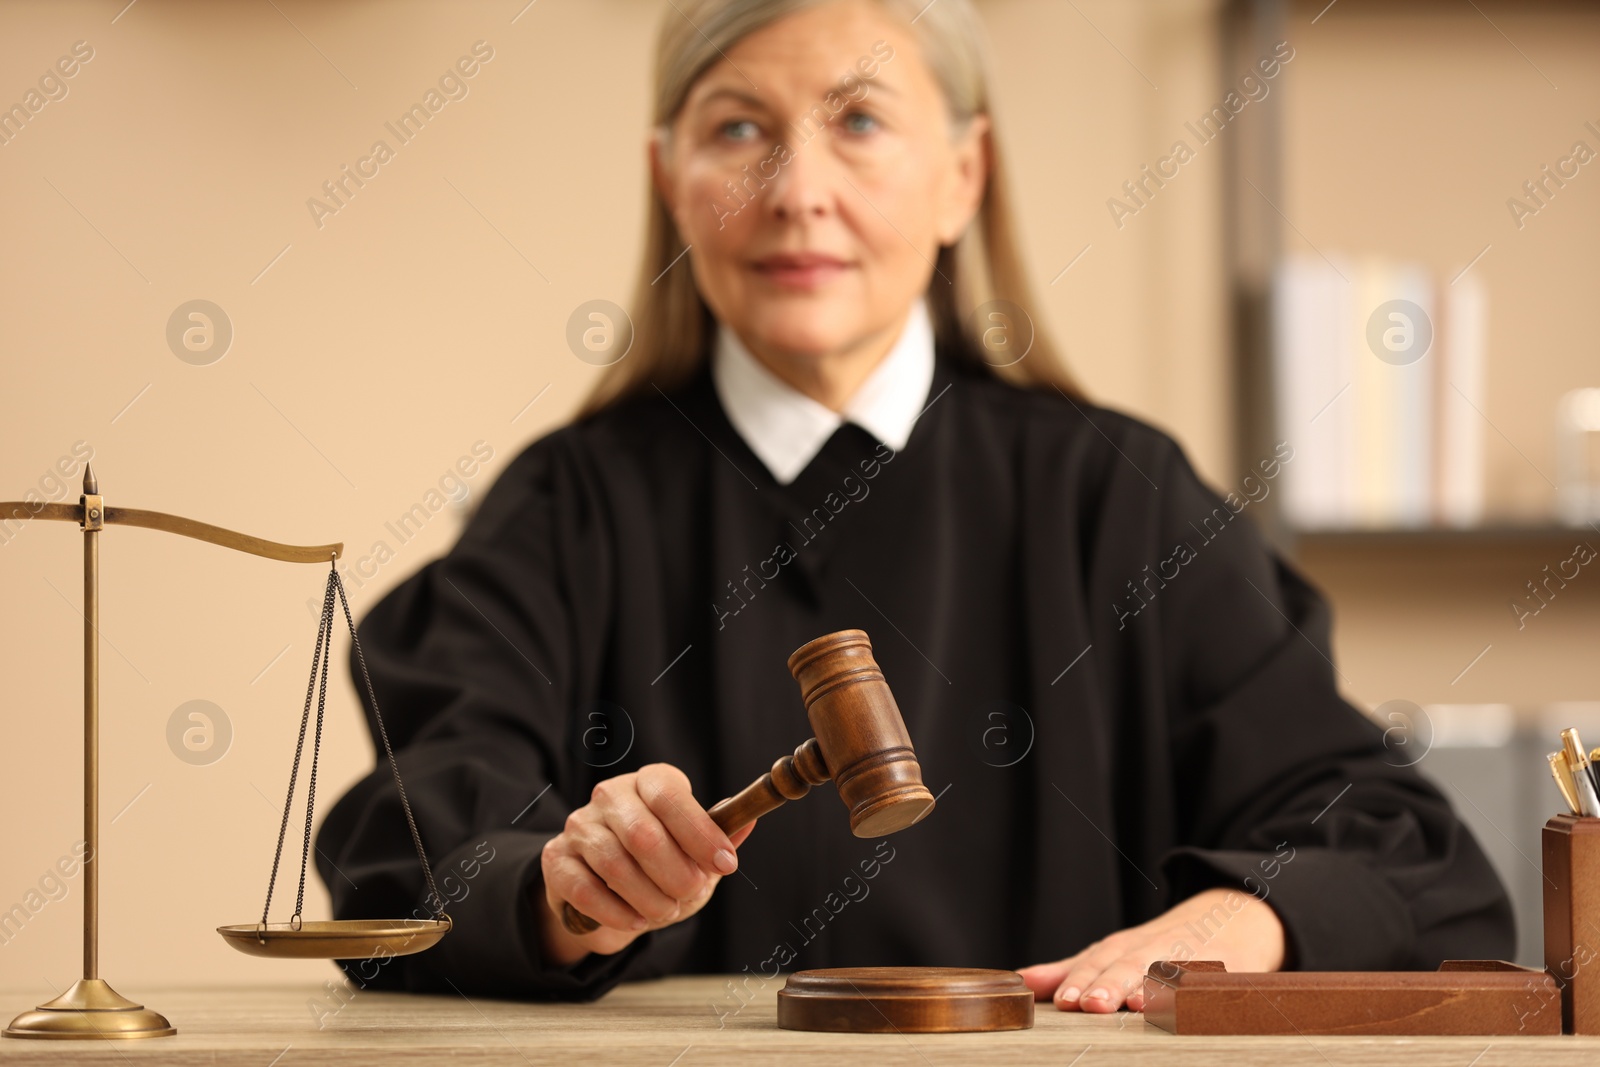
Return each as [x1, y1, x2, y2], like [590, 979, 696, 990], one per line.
[82, 466, 100, 982]
[3, 464, 172, 1037]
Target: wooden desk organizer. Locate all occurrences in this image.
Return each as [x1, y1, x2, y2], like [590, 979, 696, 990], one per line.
[1543, 813, 1600, 1034]
[1142, 815, 1600, 1035]
[1143, 960, 1561, 1035]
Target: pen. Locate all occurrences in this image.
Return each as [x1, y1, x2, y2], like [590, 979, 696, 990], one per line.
[1549, 751, 1582, 815]
[1561, 728, 1600, 817]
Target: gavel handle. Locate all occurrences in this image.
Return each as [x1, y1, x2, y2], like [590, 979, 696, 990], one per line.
[559, 738, 829, 937]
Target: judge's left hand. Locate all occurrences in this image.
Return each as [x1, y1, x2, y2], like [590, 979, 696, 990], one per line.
[1017, 888, 1286, 1012]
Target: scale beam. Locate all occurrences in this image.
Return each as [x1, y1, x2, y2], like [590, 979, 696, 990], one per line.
[0, 500, 343, 563]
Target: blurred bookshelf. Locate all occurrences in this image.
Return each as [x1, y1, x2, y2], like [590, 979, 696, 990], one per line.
[1212, 0, 1600, 786]
[1221, 0, 1600, 556]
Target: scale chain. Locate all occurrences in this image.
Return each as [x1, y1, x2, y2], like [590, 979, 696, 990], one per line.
[261, 569, 337, 929]
[260, 562, 448, 929]
[333, 566, 448, 918]
[295, 571, 336, 923]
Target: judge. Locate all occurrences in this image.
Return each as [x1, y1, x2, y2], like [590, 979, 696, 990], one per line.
[317, 0, 1515, 1012]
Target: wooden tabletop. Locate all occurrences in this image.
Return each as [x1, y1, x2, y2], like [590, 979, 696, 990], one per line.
[3, 976, 1600, 1065]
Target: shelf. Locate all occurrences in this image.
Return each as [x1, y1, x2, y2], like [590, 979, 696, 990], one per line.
[1291, 525, 1597, 548]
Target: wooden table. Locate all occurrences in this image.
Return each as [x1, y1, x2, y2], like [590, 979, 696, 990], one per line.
[3, 976, 1600, 1065]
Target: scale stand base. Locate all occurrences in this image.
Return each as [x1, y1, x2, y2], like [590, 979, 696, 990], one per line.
[4, 979, 175, 1040]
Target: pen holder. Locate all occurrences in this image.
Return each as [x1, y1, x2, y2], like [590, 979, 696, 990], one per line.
[1542, 814, 1600, 1034]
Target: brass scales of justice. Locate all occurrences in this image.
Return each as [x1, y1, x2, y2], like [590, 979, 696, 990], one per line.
[1, 468, 451, 1040]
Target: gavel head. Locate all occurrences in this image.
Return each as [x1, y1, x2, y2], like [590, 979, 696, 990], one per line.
[786, 629, 936, 838]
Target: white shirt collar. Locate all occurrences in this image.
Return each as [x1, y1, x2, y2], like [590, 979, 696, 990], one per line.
[711, 297, 934, 485]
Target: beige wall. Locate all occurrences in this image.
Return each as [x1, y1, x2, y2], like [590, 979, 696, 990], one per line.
[0, 0, 1590, 998]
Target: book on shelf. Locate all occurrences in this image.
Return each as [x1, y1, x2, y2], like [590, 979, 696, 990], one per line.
[1271, 254, 1486, 531]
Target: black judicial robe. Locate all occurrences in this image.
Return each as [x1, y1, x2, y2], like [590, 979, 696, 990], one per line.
[316, 339, 1514, 1000]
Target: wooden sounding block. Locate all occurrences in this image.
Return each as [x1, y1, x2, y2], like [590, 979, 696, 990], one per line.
[1143, 960, 1562, 1035]
[1544, 813, 1600, 1034]
[776, 968, 1034, 1033]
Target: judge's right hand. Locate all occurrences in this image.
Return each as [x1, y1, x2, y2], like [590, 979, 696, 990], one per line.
[537, 763, 755, 965]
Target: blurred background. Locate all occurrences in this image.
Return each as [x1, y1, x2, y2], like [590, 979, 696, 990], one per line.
[0, 0, 1595, 995]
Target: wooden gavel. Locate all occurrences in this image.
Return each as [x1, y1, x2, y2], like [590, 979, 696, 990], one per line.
[560, 628, 936, 936]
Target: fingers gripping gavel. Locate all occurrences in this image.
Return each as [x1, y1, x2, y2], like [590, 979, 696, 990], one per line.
[559, 629, 936, 937]
[559, 739, 829, 935]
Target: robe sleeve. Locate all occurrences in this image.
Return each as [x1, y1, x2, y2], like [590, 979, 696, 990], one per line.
[1142, 438, 1516, 970]
[314, 433, 699, 999]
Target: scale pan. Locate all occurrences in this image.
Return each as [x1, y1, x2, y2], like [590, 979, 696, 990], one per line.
[216, 917, 451, 960]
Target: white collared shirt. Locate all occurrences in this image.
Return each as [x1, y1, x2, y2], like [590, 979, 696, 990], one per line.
[710, 297, 934, 485]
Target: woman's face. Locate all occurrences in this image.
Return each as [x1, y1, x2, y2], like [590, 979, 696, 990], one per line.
[653, 0, 989, 365]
